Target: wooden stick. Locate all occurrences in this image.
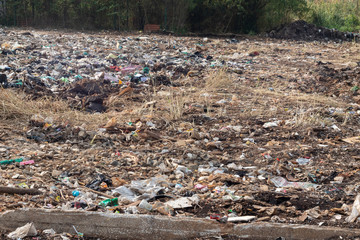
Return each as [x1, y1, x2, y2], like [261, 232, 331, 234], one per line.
[0, 186, 42, 195]
[82, 187, 114, 199]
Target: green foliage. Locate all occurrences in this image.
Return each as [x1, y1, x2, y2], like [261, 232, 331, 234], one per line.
[351, 85, 359, 92]
[260, 0, 308, 31]
[306, 0, 360, 32]
[189, 0, 245, 33]
[190, 0, 307, 33]
[204, 0, 244, 11]
[4, 0, 357, 35]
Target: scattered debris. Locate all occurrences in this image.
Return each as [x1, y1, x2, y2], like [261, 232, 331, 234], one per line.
[1, 27, 360, 233]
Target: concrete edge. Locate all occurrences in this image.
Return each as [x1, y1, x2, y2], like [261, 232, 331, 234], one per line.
[0, 209, 359, 240]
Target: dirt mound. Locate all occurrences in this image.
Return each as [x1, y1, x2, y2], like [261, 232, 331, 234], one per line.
[269, 20, 359, 42]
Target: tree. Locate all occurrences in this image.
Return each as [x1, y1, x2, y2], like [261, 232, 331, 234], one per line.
[0, 0, 308, 33]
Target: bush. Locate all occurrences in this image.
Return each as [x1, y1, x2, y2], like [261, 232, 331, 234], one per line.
[259, 0, 308, 31]
[306, 0, 360, 32]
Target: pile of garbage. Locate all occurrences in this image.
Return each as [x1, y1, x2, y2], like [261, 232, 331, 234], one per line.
[0, 29, 219, 112]
[269, 20, 360, 42]
[1, 27, 360, 233]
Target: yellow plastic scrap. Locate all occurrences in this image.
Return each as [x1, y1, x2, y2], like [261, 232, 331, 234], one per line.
[18, 183, 29, 188]
[1, 43, 10, 49]
[90, 134, 97, 144]
[106, 53, 118, 59]
[43, 123, 52, 129]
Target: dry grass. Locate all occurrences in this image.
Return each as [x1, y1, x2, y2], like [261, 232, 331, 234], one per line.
[205, 67, 233, 90]
[248, 87, 346, 126]
[0, 89, 117, 129]
[292, 107, 333, 127]
[167, 90, 186, 120]
[249, 85, 347, 108]
[1, 89, 36, 119]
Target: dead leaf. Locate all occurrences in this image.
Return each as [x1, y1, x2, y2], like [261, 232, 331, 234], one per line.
[103, 117, 117, 129]
[342, 136, 360, 144]
[299, 212, 308, 222]
[265, 140, 282, 147]
[118, 86, 133, 96]
[111, 177, 127, 187]
[331, 208, 346, 214]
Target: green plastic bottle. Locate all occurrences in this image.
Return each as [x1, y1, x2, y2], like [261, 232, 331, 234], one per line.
[0, 158, 23, 165]
[98, 198, 118, 207]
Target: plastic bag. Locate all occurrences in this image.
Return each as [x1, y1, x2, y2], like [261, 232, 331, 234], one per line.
[346, 194, 360, 222]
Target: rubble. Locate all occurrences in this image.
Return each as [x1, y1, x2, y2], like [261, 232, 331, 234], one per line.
[1, 27, 360, 234]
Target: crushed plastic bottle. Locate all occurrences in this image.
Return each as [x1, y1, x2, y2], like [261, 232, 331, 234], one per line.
[296, 158, 311, 165]
[98, 198, 119, 207]
[113, 186, 137, 202]
[138, 199, 153, 211]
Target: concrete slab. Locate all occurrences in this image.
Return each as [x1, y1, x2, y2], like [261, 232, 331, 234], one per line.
[0, 209, 359, 239]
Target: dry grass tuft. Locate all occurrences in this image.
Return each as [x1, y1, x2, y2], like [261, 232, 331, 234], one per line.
[250, 87, 346, 108]
[0, 89, 118, 129]
[292, 107, 333, 127]
[0, 89, 62, 120]
[205, 68, 233, 90]
[167, 91, 186, 120]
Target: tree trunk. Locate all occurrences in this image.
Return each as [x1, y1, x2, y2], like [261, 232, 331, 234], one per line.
[31, 0, 34, 24]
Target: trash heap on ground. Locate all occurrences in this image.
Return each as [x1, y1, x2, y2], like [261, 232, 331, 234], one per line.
[1, 24, 360, 233]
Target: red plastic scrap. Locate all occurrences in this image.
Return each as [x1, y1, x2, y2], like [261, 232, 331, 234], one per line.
[210, 214, 221, 220]
[110, 66, 121, 72]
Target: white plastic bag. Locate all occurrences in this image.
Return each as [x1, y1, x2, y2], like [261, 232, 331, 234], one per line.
[346, 194, 360, 222]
